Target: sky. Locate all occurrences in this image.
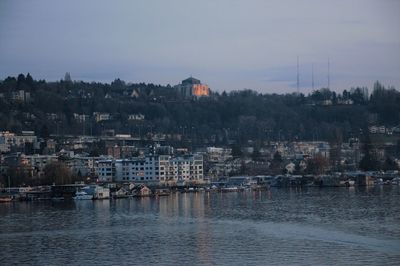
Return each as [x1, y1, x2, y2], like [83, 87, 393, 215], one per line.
[0, 0, 399, 94]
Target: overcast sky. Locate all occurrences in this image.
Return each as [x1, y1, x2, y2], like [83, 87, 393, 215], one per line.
[0, 0, 399, 93]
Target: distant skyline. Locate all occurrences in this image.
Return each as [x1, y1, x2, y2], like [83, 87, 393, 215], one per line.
[0, 0, 399, 94]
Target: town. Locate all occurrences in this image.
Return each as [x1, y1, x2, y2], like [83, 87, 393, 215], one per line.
[1, 74, 400, 201]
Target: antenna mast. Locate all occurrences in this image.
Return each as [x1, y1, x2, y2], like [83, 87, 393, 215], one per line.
[328, 58, 330, 90]
[297, 56, 300, 94]
[312, 63, 314, 90]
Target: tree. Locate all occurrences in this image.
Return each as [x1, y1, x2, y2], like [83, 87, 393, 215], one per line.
[4, 164, 31, 187]
[270, 151, 284, 174]
[17, 73, 26, 86]
[382, 157, 398, 171]
[25, 73, 34, 88]
[42, 162, 75, 185]
[251, 147, 262, 161]
[64, 72, 72, 83]
[231, 144, 242, 158]
[40, 125, 50, 139]
[359, 135, 380, 171]
[273, 151, 282, 162]
[350, 87, 367, 105]
[306, 154, 328, 175]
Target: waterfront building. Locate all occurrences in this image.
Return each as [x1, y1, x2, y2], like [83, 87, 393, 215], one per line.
[161, 154, 204, 185]
[95, 154, 204, 185]
[96, 159, 115, 182]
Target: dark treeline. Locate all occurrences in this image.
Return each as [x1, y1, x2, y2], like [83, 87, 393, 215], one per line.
[1, 73, 399, 145]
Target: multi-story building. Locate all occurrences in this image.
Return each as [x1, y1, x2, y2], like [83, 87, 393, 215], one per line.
[161, 155, 204, 185]
[95, 154, 204, 185]
[24, 154, 58, 177]
[206, 147, 232, 163]
[96, 159, 115, 182]
[175, 77, 210, 98]
[0, 131, 38, 153]
[65, 155, 101, 177]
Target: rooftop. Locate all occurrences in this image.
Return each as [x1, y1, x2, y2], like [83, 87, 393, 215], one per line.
[182, 77, 201, 85]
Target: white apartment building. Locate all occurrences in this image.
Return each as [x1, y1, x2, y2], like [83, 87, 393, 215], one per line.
[161, 155, 204, 185]
[96, 160, 115, 182]
[95, 154, 204, 185]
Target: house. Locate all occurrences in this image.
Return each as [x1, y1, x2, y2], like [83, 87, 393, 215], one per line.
[140, 185, 152, 196]
[131, 185, 152, 197]
[11, 90, 30, 102]
[128, 114, 145, 121]
[73, 113, 90, 123]
[113, 187, 130, 198]
[337, 98, 354, 105]
[285, 162, 296, 174]
[130, 89, 140, 98]
[94, 112, 111, 122]
[93, 186, 110, 199]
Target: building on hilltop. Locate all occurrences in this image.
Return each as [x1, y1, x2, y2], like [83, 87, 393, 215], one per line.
[175, 77, 210, 98]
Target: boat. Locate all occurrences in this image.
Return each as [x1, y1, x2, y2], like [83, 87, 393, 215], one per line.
[73, 191, 93, 200]
[392, 177, 400, 185]
[339, 180, 355, 187]
[51, 197, 65, 201]
[221, 186, 243, 192]
[0, 196, 12, 203]
[155, 188, 171, 196]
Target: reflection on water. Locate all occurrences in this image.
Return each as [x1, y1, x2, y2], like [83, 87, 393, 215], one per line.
[1, 187, 400, 265]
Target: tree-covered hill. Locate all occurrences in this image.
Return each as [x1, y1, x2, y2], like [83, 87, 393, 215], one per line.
[1, 74, 399, 145]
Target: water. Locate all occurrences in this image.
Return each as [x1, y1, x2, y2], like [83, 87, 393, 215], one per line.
[1, 186, 400, 265]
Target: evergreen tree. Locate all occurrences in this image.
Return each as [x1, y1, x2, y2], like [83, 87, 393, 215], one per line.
[359, 134, 380, 171]
[64, 72, 72, 83]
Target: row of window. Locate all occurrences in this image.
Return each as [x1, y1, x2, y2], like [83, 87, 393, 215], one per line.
[120, 176, 160, 181]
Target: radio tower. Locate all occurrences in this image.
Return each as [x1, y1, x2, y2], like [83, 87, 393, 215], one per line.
[327, 58, 330, 90]
[296, 56, 300, 94]
[312, 63, 314, 90]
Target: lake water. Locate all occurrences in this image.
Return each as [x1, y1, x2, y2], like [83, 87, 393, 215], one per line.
[1, 186, 400, 265]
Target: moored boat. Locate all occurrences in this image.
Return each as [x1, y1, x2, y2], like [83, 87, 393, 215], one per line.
[73, 191, 93, 200]
[0, 196, 13, 203]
